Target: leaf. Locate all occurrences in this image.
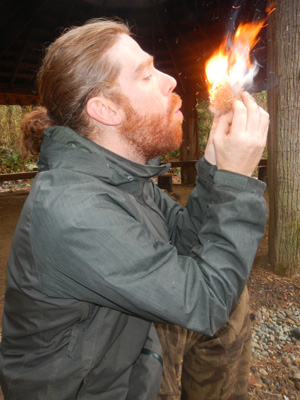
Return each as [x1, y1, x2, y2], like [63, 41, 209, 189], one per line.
[268, 359, 281, 365]
[283, 344, 294, 352]
[249, 373, 263, 388]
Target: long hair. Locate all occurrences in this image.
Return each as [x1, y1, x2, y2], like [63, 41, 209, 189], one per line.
[21, 19, 130, 154]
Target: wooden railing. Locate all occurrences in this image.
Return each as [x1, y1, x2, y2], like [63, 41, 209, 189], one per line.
[0, 159, 267, 182]
[0, 171, 38, 182]
[164, 159, 267, 173]
[161, 160, 197, 168]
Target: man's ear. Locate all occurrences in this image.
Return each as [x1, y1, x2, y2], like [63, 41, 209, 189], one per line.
[86, 96, 122, 126]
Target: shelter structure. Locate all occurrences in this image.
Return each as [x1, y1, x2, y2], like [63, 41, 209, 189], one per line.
[0, 0, 268, 182]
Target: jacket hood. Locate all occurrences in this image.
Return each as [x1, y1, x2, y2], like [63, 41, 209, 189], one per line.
[38, 126, 171, 185]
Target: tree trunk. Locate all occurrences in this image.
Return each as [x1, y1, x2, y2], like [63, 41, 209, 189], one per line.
[267, 0, 300, 277]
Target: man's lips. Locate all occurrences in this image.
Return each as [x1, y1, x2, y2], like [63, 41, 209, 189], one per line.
[175, 101, 183, 118]
[174, 99, 182, 112]
[169, 94, 183, 119]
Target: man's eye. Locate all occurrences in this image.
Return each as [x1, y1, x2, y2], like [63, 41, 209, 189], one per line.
[143, 74, 152, 80]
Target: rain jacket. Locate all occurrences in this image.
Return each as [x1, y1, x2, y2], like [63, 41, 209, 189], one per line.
[0, 126, 267, 400]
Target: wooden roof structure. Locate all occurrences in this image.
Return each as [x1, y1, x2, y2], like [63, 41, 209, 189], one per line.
[0, 0, 268, 106]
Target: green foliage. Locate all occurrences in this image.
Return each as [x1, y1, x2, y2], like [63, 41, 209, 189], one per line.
[161, 148, 182, 177]
[253, 91, 267, 110]
[161, 148, 181, 162]
[0, 105, 31, 146]
[0, 105, 36, 173]
[0, 146, 23, 173]
[0, 145, 37, 174]
[197, 101, 213, 155]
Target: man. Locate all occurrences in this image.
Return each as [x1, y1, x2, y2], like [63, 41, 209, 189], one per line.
[0, 19, 269, 400]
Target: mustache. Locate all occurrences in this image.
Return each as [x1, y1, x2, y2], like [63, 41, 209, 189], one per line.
[169, 93, 182, 114]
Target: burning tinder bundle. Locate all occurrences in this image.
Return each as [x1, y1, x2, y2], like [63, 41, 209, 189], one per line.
[209, 83, 240, 115]
[205, 21, 266, 115]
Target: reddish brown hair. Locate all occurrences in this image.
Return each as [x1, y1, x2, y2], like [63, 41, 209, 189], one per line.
[20, 107, 51, 156]
[21, 19, 130, 154]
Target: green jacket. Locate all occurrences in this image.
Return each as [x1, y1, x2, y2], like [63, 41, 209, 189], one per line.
[0, 126, 267, 399]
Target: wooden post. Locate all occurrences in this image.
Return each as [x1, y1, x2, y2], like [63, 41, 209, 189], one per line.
[267, 1, 300, 277]
[181, 94, 199, 184]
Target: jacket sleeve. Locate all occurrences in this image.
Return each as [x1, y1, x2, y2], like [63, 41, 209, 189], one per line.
[152, 157, 218, 255]
[154, 157, 267, 257]
[30, 161, 267, 336]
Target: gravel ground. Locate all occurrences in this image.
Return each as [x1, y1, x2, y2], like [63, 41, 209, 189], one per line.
[248, 262, 300, 400]
[250, 305, 300, 398]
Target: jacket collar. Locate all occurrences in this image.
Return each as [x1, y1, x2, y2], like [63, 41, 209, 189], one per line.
[38, 126, 170, 185]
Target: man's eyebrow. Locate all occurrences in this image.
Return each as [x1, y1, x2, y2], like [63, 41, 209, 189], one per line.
[134, 56, 154, 78]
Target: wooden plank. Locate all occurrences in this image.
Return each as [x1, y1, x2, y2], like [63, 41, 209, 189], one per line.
[259, 159, 268, 167]
[0, 92, 39, 106]
[0, 171, 38, 182]
[162, 160, 197, 168]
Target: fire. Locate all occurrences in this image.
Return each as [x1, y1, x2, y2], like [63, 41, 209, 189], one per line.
[205, 20, 266, 114]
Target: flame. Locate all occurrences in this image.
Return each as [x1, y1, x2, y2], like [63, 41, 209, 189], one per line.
[205, 20, 265, 108]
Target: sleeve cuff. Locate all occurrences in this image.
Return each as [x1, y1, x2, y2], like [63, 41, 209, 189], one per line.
[195, 157, 218, 184]
[214, 169, 266, 194]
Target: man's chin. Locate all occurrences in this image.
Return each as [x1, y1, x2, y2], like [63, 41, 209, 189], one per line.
[157, 133, 183, 159]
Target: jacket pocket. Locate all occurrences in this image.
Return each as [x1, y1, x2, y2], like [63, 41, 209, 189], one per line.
[67, 302, 90, 359]
[126, 324, 163, 400]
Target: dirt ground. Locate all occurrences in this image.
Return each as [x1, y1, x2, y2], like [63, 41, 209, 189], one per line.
[0, 190, 29, 400]
[0, 185, 299, 399]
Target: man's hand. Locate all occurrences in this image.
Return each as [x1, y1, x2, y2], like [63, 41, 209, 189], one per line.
[205, 92, 269, 177]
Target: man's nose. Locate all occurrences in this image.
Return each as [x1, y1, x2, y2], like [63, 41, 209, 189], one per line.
[160, 72, 177, 95]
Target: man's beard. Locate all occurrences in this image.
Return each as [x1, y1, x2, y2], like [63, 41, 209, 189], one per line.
[118, 93, 183, 162]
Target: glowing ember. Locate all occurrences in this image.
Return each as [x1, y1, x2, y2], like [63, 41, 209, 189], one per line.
[205, 20, 266, 114]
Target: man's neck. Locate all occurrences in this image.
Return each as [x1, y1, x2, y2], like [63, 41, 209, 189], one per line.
[91, 128, 147, 165]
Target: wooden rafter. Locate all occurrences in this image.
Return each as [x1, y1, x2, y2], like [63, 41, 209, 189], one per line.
[10, 24, 35, 87]
[152, 0, 187, 94]
[151, 5, 156, 59]
[0, 0, 47, 59]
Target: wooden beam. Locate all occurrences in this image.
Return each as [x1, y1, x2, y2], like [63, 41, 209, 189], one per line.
[0, 0, 47, 59]
[161, 160, 197, 168]
[0, 0, 24, 28]
[151, 3, 156, 58]
[10, 24, 36, 87]
[152, 0, 187, 94]
[0, 92, 39, 106]
[0, 172, 38, 182]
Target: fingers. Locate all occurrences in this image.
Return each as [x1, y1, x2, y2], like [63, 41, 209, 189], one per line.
[241, 92, 261, 134]
[257, 105, 270, 147]
[230, 95, 250, 138]
[242, 92, 269, 149]
[210, 90, 269, 177]
[231, 92, 269, 142]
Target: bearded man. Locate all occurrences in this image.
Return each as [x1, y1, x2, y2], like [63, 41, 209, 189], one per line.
[0, 19, 269, 400]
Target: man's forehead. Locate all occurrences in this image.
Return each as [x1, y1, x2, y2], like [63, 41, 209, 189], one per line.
[112, 34, 153, 77]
